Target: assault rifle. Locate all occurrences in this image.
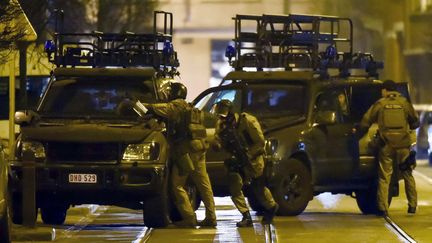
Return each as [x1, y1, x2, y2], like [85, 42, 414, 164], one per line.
[219, 115, 250, 171]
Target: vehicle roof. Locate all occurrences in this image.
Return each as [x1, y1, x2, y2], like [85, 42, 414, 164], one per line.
[53, 67, 156, 78]
[223, 70, 314, 81]
[222, 70, 383, 87]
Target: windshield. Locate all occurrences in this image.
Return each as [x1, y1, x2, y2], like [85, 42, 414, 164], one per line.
[39, 76, 155, 119]
[244, 84, 306, 118]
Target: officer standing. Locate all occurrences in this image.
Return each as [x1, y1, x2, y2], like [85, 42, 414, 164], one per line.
[213, 99, 278, 226]
[360, 80, 419, 216]
[145, 82, 217, 227]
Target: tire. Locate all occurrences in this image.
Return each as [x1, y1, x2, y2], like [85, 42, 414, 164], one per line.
[0, 204, 11, 243]
[356, 182, 393, 215]
[271, 158, 312, 216]
[355, 186, 378, 214]
[8, 192, 23, 225]
[41, 205, 68, 225]
[143, 194, 170, 228]
[169, 184, 201, 222]
[247, 193, 266, 213]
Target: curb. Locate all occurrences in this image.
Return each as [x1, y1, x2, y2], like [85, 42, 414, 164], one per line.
[11, 226, 55, 241]
[10, 204, 99, 241]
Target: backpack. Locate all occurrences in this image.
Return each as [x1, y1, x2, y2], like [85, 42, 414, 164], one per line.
[378, 97, 410, 148]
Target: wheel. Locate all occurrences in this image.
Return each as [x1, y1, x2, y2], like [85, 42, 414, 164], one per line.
[8, 192, 23, 225]
[187, 184, 201, 211]
[355, 182, 392, 215]
[41, 205, 68, 225]
[169, 184, 201, 222]
[0, 203, 11, 243]
[143, 194, 169, 228]
[271, 158, 312, 216]
[247, 193, 266, 213]
[355, 186, 378, 214]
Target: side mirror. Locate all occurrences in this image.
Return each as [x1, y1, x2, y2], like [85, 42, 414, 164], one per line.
[14, 110, 39, 126]
[315, 110, 337, 125]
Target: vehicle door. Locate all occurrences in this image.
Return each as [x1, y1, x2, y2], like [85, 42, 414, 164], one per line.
[312, 87, 358, 183]
[193, 87, 243, 190]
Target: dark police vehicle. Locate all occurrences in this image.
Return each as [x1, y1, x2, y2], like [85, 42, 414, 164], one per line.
[9, 11, 181, 227]
[194, 14, 409, 215]
[0, 145, 11, 242]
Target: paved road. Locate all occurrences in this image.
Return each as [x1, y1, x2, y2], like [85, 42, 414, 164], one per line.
[12, 160, 432, 242]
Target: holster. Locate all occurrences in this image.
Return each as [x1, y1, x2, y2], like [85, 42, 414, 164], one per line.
[176, 153, 195, 176]
[399, 151, 417, 171]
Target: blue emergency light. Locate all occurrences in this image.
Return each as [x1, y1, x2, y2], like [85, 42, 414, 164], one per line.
[225, 45, 236, 59]
[44, 40, 56, 53]
[163, 40, 174, 57]
[324, 45, 337, 60]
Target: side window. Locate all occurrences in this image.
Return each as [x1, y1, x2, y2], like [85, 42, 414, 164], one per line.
[349, 85, 382, 122]
[194, 89, 241, 113]
[194, 89, 241, 128]
[244, 84, 306, 117]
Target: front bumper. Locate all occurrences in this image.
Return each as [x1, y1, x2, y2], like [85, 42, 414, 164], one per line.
[8, 161, 166, 206]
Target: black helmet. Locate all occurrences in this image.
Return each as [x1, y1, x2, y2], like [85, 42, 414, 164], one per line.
[214, 99, 233, 117]
[382, 80, 397, 91]
[170, 82, 187, 100]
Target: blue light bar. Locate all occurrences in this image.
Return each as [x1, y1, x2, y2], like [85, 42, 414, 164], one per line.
[44, 40, 56, 53]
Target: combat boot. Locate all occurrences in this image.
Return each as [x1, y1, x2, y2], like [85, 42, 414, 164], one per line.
[236, 211, 253, 227]
[408, 206, 416, 214]
[198, 217, 217, 227]
[262, 203, 279, 225]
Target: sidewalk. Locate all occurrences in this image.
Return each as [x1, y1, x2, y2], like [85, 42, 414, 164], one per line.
[11, 204, 98, 242]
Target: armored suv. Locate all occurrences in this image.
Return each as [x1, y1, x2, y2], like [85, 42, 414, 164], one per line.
[193, 14, 406, 215]
[9, 11, 181, 227]
[0, 144, 11, 242]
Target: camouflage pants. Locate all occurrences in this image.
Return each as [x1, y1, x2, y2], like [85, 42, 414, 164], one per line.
[171, 152, 216, 221]
[399, 167, 417, 208]
[377, 145, 417, 211]
[228, 168, 276, 214]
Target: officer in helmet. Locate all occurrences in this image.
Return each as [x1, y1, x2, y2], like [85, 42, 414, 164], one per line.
[145, 82, 217, 227]
[360, 80, 419, 216]
[213, 99, 278, 226]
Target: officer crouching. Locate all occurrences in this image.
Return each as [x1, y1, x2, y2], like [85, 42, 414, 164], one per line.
[213, 99, 278, 226]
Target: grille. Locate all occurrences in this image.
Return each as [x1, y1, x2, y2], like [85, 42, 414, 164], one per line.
[47, 142, 120, 162]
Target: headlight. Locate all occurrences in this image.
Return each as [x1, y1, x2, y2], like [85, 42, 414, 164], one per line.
[265, 139, 278, 155]
[21, 141, 46, 160]
[122, 142, 160, 162]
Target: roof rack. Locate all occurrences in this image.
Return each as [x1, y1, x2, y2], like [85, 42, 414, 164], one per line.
[226, 14, 383, 79]
[44, 10, 179, 76]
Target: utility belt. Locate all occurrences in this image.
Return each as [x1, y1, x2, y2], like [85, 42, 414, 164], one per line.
[379, 130, 411, 149]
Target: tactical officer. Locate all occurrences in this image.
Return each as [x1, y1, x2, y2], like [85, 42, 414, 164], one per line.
[360, 80, 419, 216]
[145, 82, 217, 227]
[213, 99, 278, 226]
